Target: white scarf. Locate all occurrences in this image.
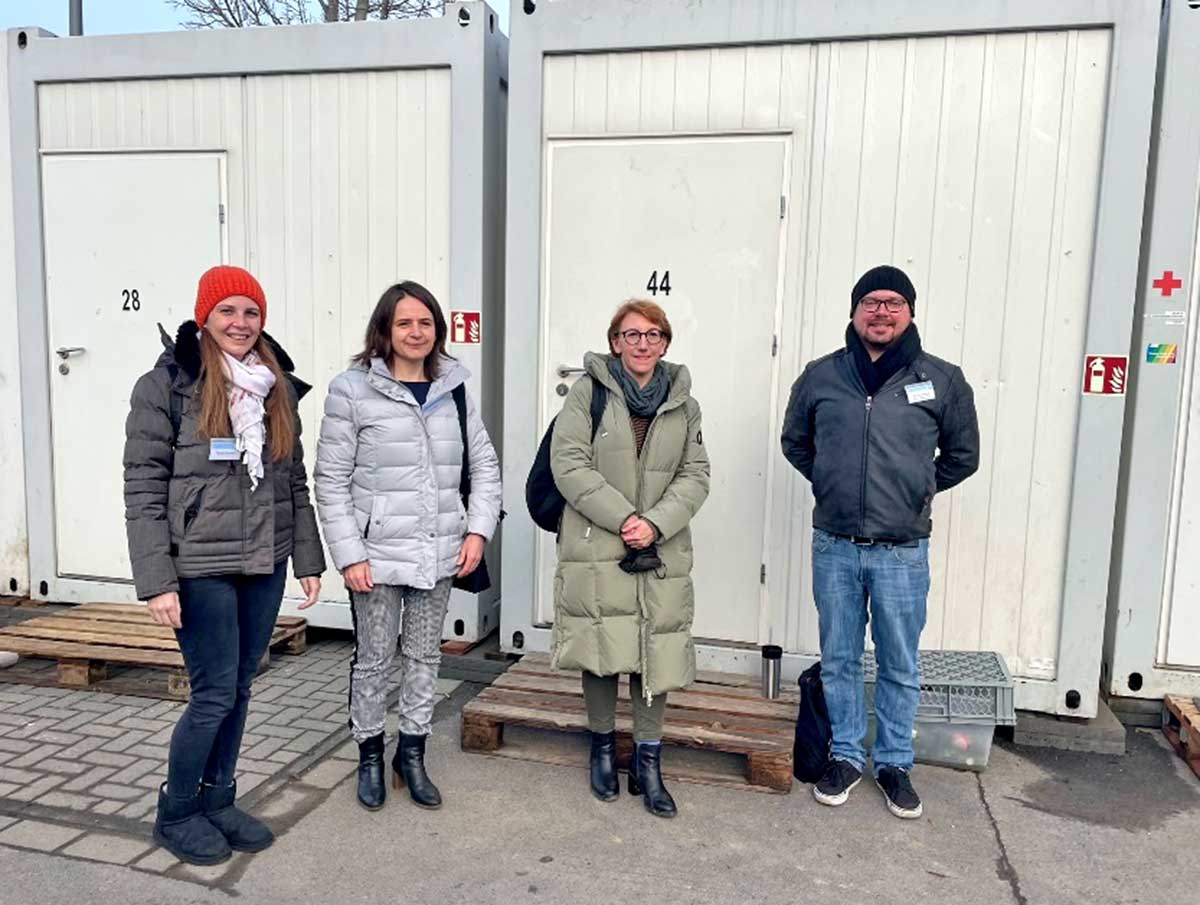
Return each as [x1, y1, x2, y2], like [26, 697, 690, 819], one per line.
[219, 348, 276, 491]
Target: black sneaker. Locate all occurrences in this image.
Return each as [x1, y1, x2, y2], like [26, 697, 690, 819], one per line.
[875, 766, 923, 819]
[813, 759, 862, 807]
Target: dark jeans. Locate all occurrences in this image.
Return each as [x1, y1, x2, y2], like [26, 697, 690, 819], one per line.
[165, 561, 287, 797]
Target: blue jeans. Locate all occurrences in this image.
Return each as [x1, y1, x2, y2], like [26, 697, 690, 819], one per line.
[811, 528, 929, 773]
[166, 561, 287, 796]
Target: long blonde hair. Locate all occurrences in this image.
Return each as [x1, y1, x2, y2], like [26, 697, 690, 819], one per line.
[195, 329, 296, 462]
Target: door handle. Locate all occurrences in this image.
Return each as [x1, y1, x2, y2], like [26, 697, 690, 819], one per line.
[55, 347, 87, 360]
[556, 365, 586, 378]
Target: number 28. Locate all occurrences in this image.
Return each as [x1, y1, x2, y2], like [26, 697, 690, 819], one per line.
[122, 289, 141, 312]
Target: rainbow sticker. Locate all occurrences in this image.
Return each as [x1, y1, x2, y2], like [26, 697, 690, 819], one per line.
[1146, 343, 1178, 364]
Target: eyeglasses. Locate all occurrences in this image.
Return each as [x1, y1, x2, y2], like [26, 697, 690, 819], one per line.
[616, 329, 666, 347]
[858, 297, 908, 314]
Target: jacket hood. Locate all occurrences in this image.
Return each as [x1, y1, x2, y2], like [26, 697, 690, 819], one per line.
[156, 320, 311, 400]
[583, 351, 693, 409]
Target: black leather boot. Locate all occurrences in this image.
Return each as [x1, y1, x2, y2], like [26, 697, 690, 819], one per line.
[200, 780, 274, 852]
[153, 784, 232, 865]
[356, 734, 386, 811]
[393, 733, 442, 809]
[588, 731, 619, 801]
[627, 742, 677, 818]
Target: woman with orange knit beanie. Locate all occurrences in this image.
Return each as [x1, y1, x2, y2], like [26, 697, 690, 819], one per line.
[123, 265, 325, 866]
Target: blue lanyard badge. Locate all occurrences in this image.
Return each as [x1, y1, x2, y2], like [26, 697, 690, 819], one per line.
[209, 438, 240, 461]
[904, 381, 936, 404]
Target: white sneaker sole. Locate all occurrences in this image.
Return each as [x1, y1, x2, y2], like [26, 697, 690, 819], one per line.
[813, 774, 861, 807]
[875, 776, 923, 819]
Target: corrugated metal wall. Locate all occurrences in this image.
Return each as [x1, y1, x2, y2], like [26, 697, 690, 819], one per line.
[541, 30, 1111, 681]
[37, 70, 452, 597]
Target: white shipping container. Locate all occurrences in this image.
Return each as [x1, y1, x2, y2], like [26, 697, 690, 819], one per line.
[1104, 0, 1200, 701]
[501, 0, 1161, 716]
[5, 4, 509, 641]
[0, 35, 29, 598]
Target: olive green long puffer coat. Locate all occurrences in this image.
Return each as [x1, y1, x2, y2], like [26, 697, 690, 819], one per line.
[550, 352, 710, 699]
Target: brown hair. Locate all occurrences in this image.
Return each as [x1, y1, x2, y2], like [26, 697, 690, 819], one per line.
[352, 281, 451, 381]
[607, 299, 673, 348]
[195, 330, 296, 462]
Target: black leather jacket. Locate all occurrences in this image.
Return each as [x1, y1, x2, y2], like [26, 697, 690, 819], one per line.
[781, 342, 980, 541]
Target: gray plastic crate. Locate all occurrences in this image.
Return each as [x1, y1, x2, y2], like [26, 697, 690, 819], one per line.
[863, 650, 1015, 726]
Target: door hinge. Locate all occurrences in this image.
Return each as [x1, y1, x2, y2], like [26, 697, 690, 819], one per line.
[779, 195, 787, 219]
[771, 335, 779, 357]
[219, 203, 226, 225]
[760, 563, 767, 585]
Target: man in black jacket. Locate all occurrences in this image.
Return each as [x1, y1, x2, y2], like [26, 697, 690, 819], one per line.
[781, 265, 979, 819]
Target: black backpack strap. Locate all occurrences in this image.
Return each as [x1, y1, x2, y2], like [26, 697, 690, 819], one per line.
[588, 378, 606, 442]
[452, 384, 470, 501]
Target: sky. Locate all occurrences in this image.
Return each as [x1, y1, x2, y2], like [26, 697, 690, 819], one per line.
[0, 0, 510, 37]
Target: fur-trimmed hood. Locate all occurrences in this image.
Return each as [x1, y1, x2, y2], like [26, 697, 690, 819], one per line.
[155, 320, 311, 400]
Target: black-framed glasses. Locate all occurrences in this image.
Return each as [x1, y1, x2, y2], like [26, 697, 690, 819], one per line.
[616, 329, 666, 346]
[858, 297, 907, 314]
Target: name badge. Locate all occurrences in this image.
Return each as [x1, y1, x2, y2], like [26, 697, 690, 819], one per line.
[209, 438, 240, 461]
[904, 381, 936, 404]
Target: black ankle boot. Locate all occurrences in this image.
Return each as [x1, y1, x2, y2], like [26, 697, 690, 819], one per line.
[356, 734, 386, 811]
[200, 779, 274, 852]
[627, 743, 677, 818]
[393, 733, 442, 809]
[588, 731, 619, 801]
[153, 784, 232, 865]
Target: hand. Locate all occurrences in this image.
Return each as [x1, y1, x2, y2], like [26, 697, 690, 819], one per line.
[298, 576, 321, 609]
[343, 561, 374, 594]
[147, 591, 182, 629]
[457, 534, 486, 578]
[621, 516, 656, 550]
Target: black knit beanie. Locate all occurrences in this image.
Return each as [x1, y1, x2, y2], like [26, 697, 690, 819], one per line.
[850, 265, 917, 317]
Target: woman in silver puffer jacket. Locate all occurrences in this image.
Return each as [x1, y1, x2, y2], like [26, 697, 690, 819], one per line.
[314, 281, 502, 812]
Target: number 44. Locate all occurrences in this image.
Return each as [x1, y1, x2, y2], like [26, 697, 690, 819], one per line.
[646, 270, 671, 297]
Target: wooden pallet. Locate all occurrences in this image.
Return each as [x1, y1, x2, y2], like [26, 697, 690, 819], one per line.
[461, 653, 796, 794]
[0, 603, 307, 700]
[440, 633, 492, 656]
[1162, 695, 1200, 781]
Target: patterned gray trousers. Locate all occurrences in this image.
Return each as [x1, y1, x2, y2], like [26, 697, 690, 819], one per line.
[348, 578, 453, 741]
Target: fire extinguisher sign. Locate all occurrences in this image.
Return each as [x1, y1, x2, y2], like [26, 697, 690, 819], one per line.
[1081, 354, 1128, 396]
[449, 310, 482, 345]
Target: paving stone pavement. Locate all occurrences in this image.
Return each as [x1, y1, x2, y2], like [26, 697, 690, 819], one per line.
[0, 630, 458, 838]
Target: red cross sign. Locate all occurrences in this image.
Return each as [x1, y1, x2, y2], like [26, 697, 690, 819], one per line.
[1152, 270, 1183, 297]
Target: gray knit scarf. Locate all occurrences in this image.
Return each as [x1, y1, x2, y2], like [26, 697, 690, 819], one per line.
[608, 356, 670, 418]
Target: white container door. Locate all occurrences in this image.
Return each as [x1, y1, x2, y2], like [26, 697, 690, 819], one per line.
[42, 153, 225, 582]
[1162, 239, 1200, 668]
[537, 136, 788, 643]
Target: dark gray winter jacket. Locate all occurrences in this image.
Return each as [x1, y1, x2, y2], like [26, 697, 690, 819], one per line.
[123, 321, 326, 600]
[781, 342, 979, 541]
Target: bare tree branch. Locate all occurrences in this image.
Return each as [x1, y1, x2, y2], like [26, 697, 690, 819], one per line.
[170, 0, 445, 29]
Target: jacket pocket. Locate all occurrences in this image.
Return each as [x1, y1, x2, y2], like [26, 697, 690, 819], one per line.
[367, 495, 385, 539]
[181, 485, 205, 537]
[457, 498, 469, 537]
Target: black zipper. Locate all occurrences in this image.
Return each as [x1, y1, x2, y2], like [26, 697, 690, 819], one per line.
[859, 395, 872, 536]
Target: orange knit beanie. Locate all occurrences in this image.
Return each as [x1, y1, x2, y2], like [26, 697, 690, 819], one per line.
[194, 265, 267, 328]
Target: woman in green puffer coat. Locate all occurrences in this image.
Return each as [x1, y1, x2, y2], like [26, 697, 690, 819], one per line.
[550, 299, 710, 819]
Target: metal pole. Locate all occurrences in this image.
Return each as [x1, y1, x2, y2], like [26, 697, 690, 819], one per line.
[69, 0, 83, 36]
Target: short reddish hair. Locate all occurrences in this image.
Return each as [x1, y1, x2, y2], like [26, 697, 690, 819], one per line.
[607, 299, 673, 345]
